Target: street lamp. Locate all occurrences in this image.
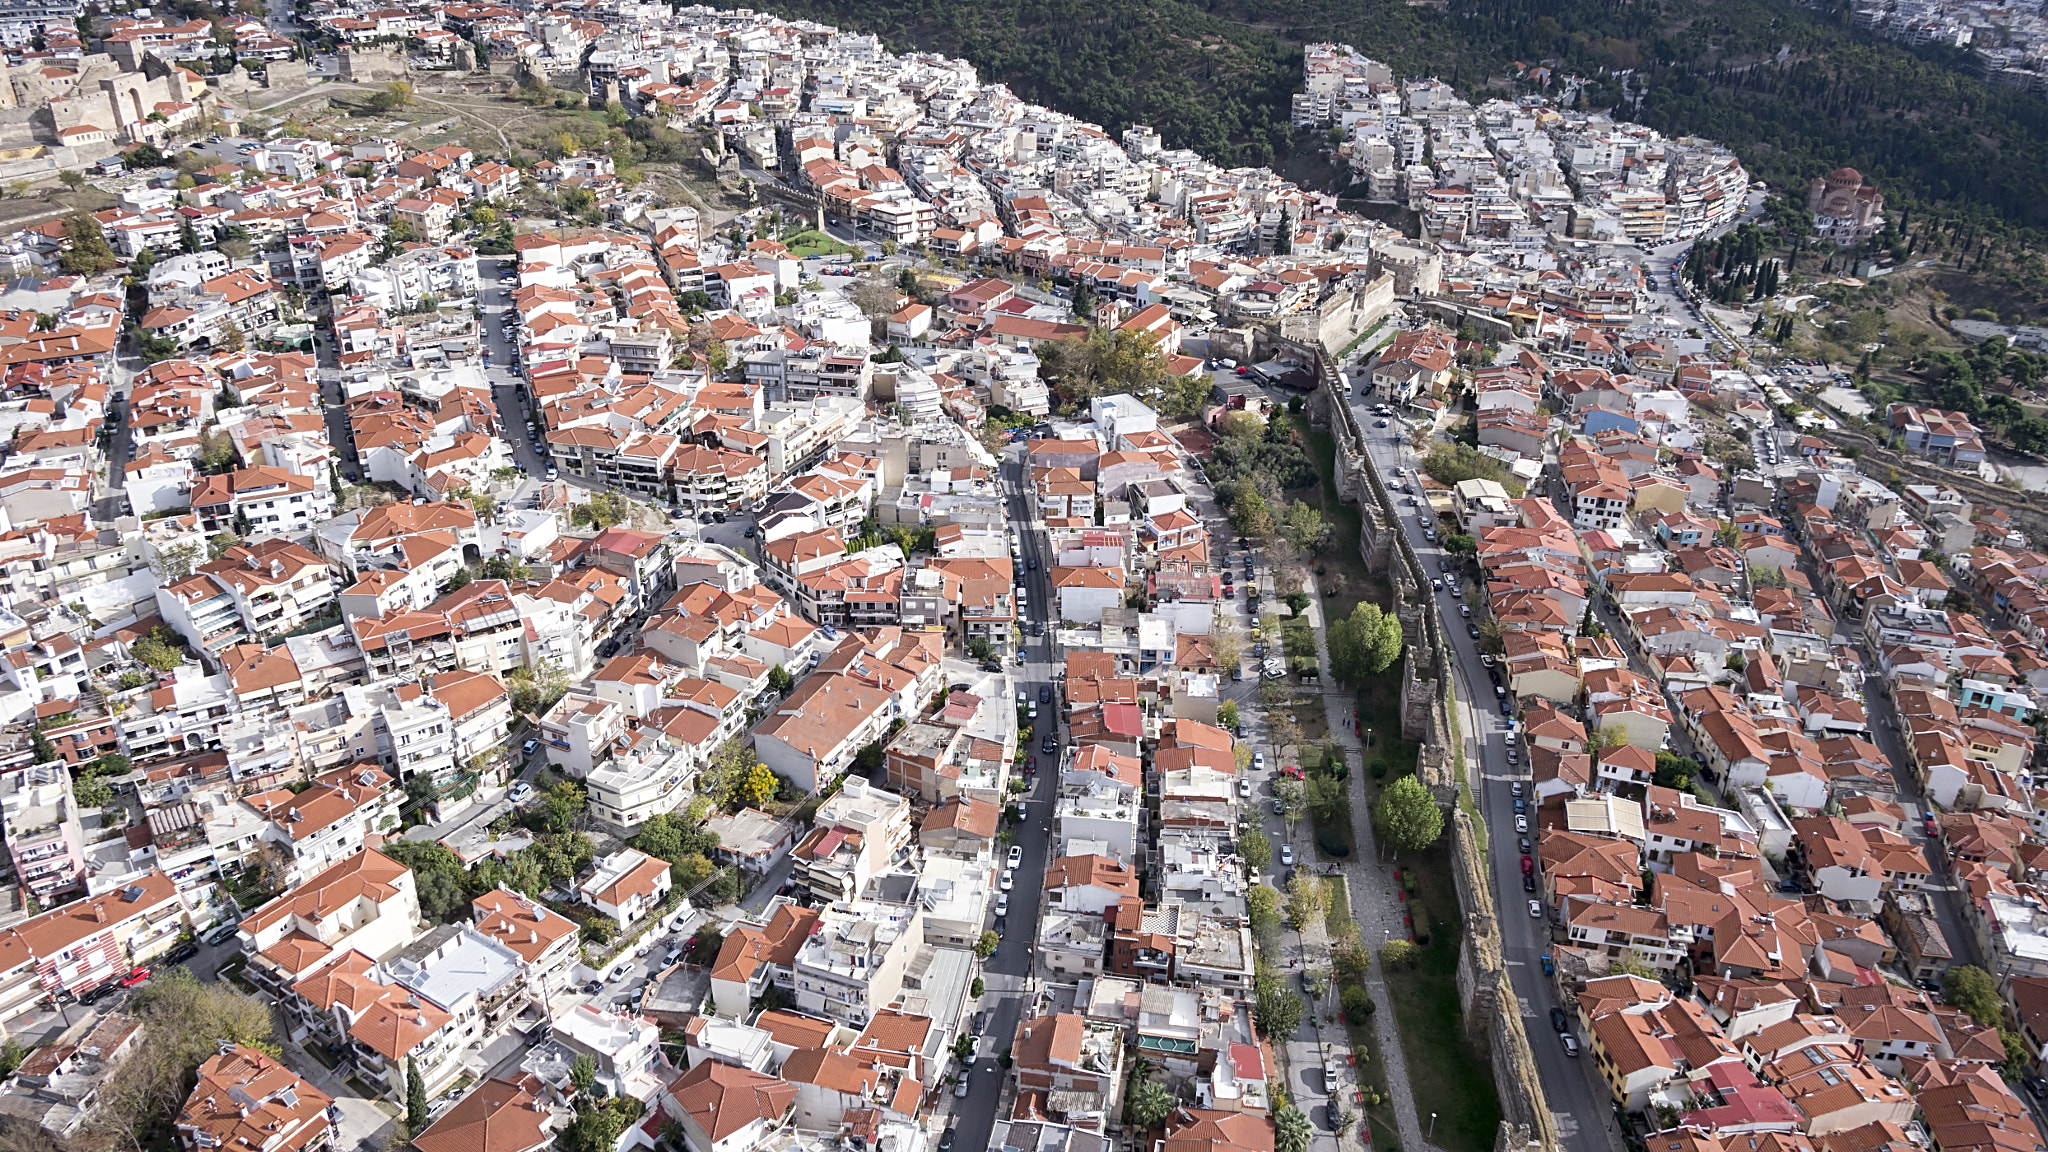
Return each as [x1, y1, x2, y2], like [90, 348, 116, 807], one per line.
[1430, 1114, 1439, 1140]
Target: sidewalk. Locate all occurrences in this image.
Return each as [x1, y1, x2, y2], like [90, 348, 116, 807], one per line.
[1292, 576, 1450, 1152]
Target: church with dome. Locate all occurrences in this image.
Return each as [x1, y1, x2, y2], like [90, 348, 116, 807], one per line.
[1804, 167, 1886, 247]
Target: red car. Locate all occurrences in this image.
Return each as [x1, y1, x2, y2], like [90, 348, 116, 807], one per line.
[1520, 855, 1535, 874]
[119, 967, 151, 987]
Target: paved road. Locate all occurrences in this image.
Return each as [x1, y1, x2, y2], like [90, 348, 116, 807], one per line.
[478, 255, 551, 478]
[940, 449, 1057, 1152]
[1345, 394, 1617, 1152]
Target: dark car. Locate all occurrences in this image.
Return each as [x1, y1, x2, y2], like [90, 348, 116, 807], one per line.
[1039, 686, 1051, 703]
[1027, 558, 1038, 570]
[585, 980, 603, 994]
[1041, 736, 1057, 754]
[940, 1131, 957, 1152]
[980, 660, 1003, 673]
[169, 943, 199, 964]
[1467, 623, 1481, 639]
[1550, 1007, 1571, 1033]
[1522, 873, 1536, 892]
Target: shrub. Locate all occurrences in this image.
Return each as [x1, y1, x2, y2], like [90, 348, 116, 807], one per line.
[1370, 761, 1387, 778]
[1341, 985, 1373, 1022]
[1316, 828, 1352, 857]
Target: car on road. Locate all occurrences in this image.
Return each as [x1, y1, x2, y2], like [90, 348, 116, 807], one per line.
[1522, 873, 1536, 891]
[204, 922, 241, 947]
[1375, 418, 1389, 428]
[1560, 1034, 1580, 1057]
[1515, 814, 1528, 833]
[1468, 623, 1481, 639]
[1431, 577, 1442, 590]
[1237, 779, 1252, 798]
[995, 893, 1009, 917]
[1324, 1061, 1341, 1091]
[584, 980, 603, 995]
[169, 943, 200, 964]
[607, 963, 630, 982]
[1253, 751, 1265, 771]
[121, 967, 151, 987]
[1041, 735, 1056, 754]
[1000, 868, 1014, 891]
[1528, 899, 1543, 918]
[508, 782, 534, 804]
[1027, 558, 1037, 570]
[940, 1130, 957, 1152]
[78, 983, 115, 1006]
[1279, 845, 1294, 867]
[1008, 844, 1024, 868]
[1039, 686, 1051, 703]
[954, 1076, 971, 1098]
[1520, 855, 1534, 874]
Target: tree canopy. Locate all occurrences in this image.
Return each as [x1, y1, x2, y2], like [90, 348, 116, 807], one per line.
[1327, 601, 1404, 684]
[1373, 775, 1445, 856]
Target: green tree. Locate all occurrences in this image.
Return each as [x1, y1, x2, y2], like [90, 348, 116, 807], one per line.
[1327, 601, 1404, 684]
[1274, 1106, 1312, 1152]
[1253, 967, 1303, 1038]
[1944, 964, 2003, 1027]
[1379, 939, 1418, 969]
[1373, 776, 1444, 857]
[1281, 502, 1328, 553]
[1228, 488, 1275, 538]
[975, 930, 999, 958]
[1286, 872, 1328, 929]
[569, 1052, 597, 1094]
[1245, 885, 1280, 935]
[1218, 700, 1240, 730]
[1126, 1075, 1175, 1130]
[1240, 828, 1271, 872]
[406, 1056, 429, 1132]
[604, 99, 628, 127]
[60, 213, 116, 274]
[767, 664, 793, 693]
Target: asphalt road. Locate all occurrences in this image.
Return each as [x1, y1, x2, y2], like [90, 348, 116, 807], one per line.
[941, 449, 1058, 1152]
[1347, 393, 1616, 1152]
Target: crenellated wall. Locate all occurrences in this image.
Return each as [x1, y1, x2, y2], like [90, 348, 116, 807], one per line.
[1312, 353, 1560, 1152]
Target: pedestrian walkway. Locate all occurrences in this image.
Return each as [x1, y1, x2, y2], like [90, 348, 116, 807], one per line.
[1288, 576, 1451, 1152]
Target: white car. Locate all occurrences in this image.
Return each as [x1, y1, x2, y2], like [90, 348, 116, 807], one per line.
[508, 782, 534, 803]
[1253, 751, 1266, 771]
[1515, 814, 1528, 833]
[1528, 900, 1543, 918]
[1007, 844, 1023, 869]
[1000, 868, 1014, 891]
[607, 963, 630, 982]
[994, 893, 1009, 917]
[1238, 779, 1252, 798]
[1279, 845, 1294, 867]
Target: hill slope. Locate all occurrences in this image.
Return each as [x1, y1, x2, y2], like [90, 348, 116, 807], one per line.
[761, 0, 2048, 239]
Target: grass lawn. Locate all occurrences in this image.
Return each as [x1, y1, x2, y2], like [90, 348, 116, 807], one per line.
[1382, 837, 1503, 1152]
[780, 228, 856, 258]
[1292, 412, 1381, 626]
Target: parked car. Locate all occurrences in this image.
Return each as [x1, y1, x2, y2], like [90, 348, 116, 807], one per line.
[1000, 869, 1014, 891]
[1560, 1034, 1580, 1057]
[1008, 844, 1024, 868]
[1279, 844, 1294, 867]
[169, 943, 199, 964]
[508, 782, 534, 804]
[954, 1077, 971, 1099]
[120, 967, 151, 987]
[1528, 899, 1543, 918]
[994, 893, 1009, 917]
[204, 923, 240, 947]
